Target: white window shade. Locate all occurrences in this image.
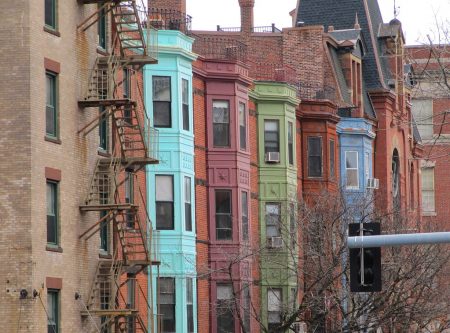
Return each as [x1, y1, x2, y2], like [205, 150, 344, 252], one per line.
[412, 99, 433, 139]
[421, 167, 435, 212]
[156, 175, 173, 201]
[217, 285, 233, 300]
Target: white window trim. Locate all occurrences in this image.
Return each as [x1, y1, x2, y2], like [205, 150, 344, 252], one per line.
[345, 151, 359, 190]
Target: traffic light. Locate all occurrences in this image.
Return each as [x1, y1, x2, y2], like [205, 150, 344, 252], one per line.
[349, 222, 381, 292]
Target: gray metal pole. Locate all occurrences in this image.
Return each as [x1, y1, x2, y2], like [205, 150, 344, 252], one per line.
[347, 232, 450, 248]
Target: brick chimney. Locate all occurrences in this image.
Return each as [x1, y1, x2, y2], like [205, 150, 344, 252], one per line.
[149, 0, 186, 14]
[238, 0, 254, 33]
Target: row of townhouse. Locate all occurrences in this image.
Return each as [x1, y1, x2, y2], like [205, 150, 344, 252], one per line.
[2, 0, 445, 332]
[145, 0, 430, 332]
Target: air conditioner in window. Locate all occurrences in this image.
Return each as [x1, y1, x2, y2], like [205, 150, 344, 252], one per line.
[265, 152, 280, 163]
[267, 236, 283, 248]
[367, 178, 380, 189]
[292, 322, 307, 333]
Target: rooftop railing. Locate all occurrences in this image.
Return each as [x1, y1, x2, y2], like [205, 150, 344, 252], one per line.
[148, 8, 192, 34]
[192, 35, 248, 62]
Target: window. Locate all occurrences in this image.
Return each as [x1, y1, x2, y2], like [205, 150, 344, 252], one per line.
[241, 192, 249, 241]
[156, 175, 174, 230]
[264, 120, 279, 154]
[345, 151, 359, 189]
[123, 68, 132, 123]
[153, 76, 172, 128]
[127, 276, 136, 333]
[365, 152, 370, 180]
[266, 203, 280, 238]
[239, 102, 247, 150]
[99, 107, 108, 151]
[47, 289, 59, 333]
[45, 0, 57, 30]
[217, 284, 234, 333]
[215, 190, 232, 240]
[98, 5, 106, 49]
[330, 140, 335, 179]
[288, 122, 294, 165]
[46, 72, 57, 137]
[289, 288, 297, 310]
[242, 283, 251, 332]
[213, 101, 230, 147]
[182, 79, 190, 131]
[307, 137, 322, 177]
[289, 203, 296, 248]
[99, 211, 109, 253]
[422, 167, 435, 213]
[185, 177, 192, 231]
[159, 277, 176, 333]
[267, 289, 282, 331]
[47, 181, 58, 245]
[125, 170, 134, 227]
[186, 278, 194, 333]
[412, 99, 433, 140]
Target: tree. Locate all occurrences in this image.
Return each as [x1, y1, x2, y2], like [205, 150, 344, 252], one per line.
[198, 190, 450, 333]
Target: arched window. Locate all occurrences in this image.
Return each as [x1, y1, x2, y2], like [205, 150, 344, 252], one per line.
[392, 149, 400, 210]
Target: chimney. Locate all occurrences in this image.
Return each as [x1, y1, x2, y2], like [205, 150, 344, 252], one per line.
[238, 0, 255, 33]
[149, 0, 186, 14]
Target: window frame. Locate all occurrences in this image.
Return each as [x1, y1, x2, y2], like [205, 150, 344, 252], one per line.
[46, 71, 58, 138]
[329, 139, 335, 179]
[307, 136, 322, 178]
[47, 289, 59, 333]
[186, 278, 194, 333]
[216, 283, 235, 333]
[153, 76, 172, 128]
[345, 151, 359, 190]
[98, 4, 107, 50]
[185, 176, 192, 232]
[241, 191, 249, 241]
[99, 210, 109, 253]
[158, 277, 176, 333]
[265, 202, 281, 238]
[45, 0, 57, 30]
[156, 175, 174, 230]
[182, 78, 190, 131]
[213, 100, 231, 148]
[47, 181, 59, 246]
[99, 106, 109, 151]
[421, 167, 435, 213]
[264, 119, 280, 154]
[239, 102, 247, 151]
[288, 121, 294, 165]
[215, 190, 232, 241]
[267, 288, 282, 331]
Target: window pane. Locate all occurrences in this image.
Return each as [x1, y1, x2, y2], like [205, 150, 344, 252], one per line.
[45, 0, 55, 28]
[184, 177, 191, 203]
[156, 202, 174, 230]
[153, 77, 171, 101]
[412, 99, 433, 139]
[47, 182, 57, 244]
[183, 104, 190, 131]
[288, 122, 294, 165]
[239, 103, 247, 150]
[346, 152, 358, 169]
[242, 192, 248, 240]
[346, 152, 359, 188]
[156, 176, 173, 201]
[264, 120, 279, 154]
[266, 204, 280, 237]
[159, 277, 176, 333]
[213, 101, 230, 147]
[268, 288, 282, 313]
[215, 191, 231, 213]
[422, 168, 435, 212]
[154, 102, 171, 127]
[182, 79, 189, 104]
[46, 73, 57, 136]
[308, 137, 322, 177]
[330, 140, 335, 178]
[47, 290, 58, 333]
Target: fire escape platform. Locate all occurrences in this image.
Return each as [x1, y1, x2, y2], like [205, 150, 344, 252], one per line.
[78, 98, 135, 108]
[122, 157, 159, 167]
[80, 309, 138, 317]
[79, 203, 138, 212]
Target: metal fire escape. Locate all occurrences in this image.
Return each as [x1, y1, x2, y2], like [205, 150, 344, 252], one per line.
[76, 1, 159, 332]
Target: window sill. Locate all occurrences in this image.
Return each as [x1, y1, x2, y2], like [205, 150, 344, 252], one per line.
[99, 252, 112, 259]
[46, 245, 63, 253]
[45, 136, 62, 145]
[43, 26, 61, 37]
[422, 211, 437, 217]
[98, 149, 111, 157]
[97, 47, 108, 56]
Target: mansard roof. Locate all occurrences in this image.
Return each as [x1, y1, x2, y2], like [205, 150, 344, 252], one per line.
[296, 0, 392, 90]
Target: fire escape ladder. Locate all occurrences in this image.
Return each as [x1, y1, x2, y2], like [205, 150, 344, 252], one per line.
[114, 208, 150, 267]
[111, 1, 147, 57]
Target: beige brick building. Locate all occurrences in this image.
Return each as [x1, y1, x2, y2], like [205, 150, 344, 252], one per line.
[0, 1, 158, 331]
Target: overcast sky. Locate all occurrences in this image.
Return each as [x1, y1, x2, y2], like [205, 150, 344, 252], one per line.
[187, 0, 450, 45]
